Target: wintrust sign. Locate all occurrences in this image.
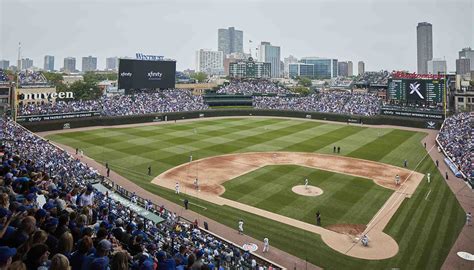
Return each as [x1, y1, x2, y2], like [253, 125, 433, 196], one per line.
[136, 53, 164, 61]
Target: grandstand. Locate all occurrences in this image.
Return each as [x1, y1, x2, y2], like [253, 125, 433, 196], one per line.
[352, 71, 391, 89]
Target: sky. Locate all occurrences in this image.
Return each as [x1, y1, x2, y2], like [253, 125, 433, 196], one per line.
[0, 0, 473, 72]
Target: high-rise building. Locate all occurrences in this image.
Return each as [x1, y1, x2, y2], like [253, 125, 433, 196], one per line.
[427, 58, 447, 74]
[218, 27, 243, 55]
[195, 49, 224, 75]
[0, 60, 9, 70]
[337, 61, 349, 77]
[283, 55, 298, 78]
[417, 22, 433, 74]
[456, 58, 471, 75]
[223, 53, 249, 76]
[18, 58, 34, 70]
[44, 55, 54, 71]
[63, 57, 76, 73]
[106, 57, 119, 71]
[229, 57, 271, 79]
[347, 61, 353, 76]
[288, 63, 314, 78]
[82, 56, 97, 72]
[258, 42, 281, 78]
[300, 57, 338, 79]
[358, 61, 365, 75]
[458, 47, 474, 71]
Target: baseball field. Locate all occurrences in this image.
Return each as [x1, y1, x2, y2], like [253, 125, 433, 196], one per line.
[45, 117, 465, 269]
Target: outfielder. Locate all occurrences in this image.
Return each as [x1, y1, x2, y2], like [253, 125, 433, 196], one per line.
[427, 173, 431, 183]
[305, 178, 309, 190]
[263, 237, 269, 253]
[175, 182, 180, 194]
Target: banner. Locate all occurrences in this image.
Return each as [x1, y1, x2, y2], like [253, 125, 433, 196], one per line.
[380, 109, 444, 120]
[17, 111, 101, 123]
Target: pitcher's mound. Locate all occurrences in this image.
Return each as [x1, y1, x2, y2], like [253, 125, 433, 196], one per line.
[292, 185, 323, 196]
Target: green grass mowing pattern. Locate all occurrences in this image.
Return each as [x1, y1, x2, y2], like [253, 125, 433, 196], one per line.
[222, 165, 393, 226]
[46, 118, 466, 270]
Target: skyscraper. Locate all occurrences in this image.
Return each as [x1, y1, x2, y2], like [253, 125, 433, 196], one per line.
[218, 27, 243, 55]
[427, 58, 447, 74]
[337, 61, 349, 77]
[456, 58, 471, 75]
[458, 47, 474, 71]
[0, 60, 9, 70]
[347, 61, 353, 76]
[106, 57, 119, 71]
[258, 42, 281, 78]
[358, 61, 365, 75]
[82, 56, 97, 72]
[283, 55, 298, 78]
[300, 57, 338, 79]
[195, 49, 224, 75]
[19, 58, 33, 70]
[63, 57, 76, 73]
[417, 22, 433, 74]
[44, 55, 54, 71]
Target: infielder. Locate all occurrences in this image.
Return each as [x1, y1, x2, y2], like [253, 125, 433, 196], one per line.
[194, 178, 199, 191]
[395, 174, 400, 186]
[361, 234, 369, 247]
[305, 178, 309, 190]
[263, 237, 269, 253]
[238, 219, 244, 235]
[427, 173, 431, 183]
[175, 182, 180, 194]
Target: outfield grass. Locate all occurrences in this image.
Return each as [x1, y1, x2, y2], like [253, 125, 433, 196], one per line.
[47, 118, 465, 270]
[222, 165, 393, 226]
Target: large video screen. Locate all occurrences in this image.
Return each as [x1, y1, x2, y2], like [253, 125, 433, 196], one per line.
[118, 59, 176, 90]
[387, 79, 443, 103]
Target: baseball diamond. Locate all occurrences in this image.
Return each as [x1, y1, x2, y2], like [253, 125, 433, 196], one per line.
[44, 117, 467, 269]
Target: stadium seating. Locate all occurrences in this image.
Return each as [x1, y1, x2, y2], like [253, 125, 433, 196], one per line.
[437, 112, 473, 181]
[18, 71, 49, 86]
[0, 119, 278, 270]
[217, 81, 291, 96]
[0, 69, 9, 83]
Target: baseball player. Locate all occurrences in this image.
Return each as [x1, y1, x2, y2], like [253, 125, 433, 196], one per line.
[361, 234, 369, 247]
[263, 237, 269, 253]
[175, 182, 180, 194]
[194, 178, 199, 191]
[395, 174, 400, 186]
[305, 179, 309, 190]
[427, 173, 431, 183]
[467, 212, 472, 226]
[238, 219, 244, 235]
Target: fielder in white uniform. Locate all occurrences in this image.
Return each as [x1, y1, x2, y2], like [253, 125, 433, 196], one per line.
[305, 179, 309, 190]
[263, 237, 269, 252]
[238, 220, 244, 235]
[194, 178, 199, 191]
[395, 174, 400, 186]
[427, 173, 431, 183]
[175, 182, 180, 194]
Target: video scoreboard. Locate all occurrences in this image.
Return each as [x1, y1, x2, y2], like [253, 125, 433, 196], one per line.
[387, 79, 444, 103]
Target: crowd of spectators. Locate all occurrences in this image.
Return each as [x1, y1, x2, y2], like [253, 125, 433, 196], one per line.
[18, 71, 49, 86]
[0, 119, 279, 270]
[0, 69, 10, 83]
[217, 81, 291, 96]
[329, 77, 353, 88]
[353, 71, 391, 87]
[253, 92, 381, 116]
[437, 112, 473, 180]
[18, 90, 209, 117]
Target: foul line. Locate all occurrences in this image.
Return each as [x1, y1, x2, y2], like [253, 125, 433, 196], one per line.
[425, 189, 432, 201]
[180, 199, 207, 210]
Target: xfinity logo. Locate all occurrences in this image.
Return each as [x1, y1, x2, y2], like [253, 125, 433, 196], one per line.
[147, 71, 163, 80]
[409, 82, 424, 99]
[120, 72, 132, 77]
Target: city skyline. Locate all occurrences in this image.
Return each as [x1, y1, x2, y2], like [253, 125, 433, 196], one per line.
[1, 0, 473, 72]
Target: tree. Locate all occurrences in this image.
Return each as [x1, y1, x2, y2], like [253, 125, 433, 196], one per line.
[292, 86, 310, 96]
[65, 81, 101, 100]
[83, 71, 117, 84]
[43, 72, 64, 85]
[191, 72, 208, 83]
[297, 76, 312, 87]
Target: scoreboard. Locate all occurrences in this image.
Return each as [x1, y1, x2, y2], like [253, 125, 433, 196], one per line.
[388, 79, 444, 103]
